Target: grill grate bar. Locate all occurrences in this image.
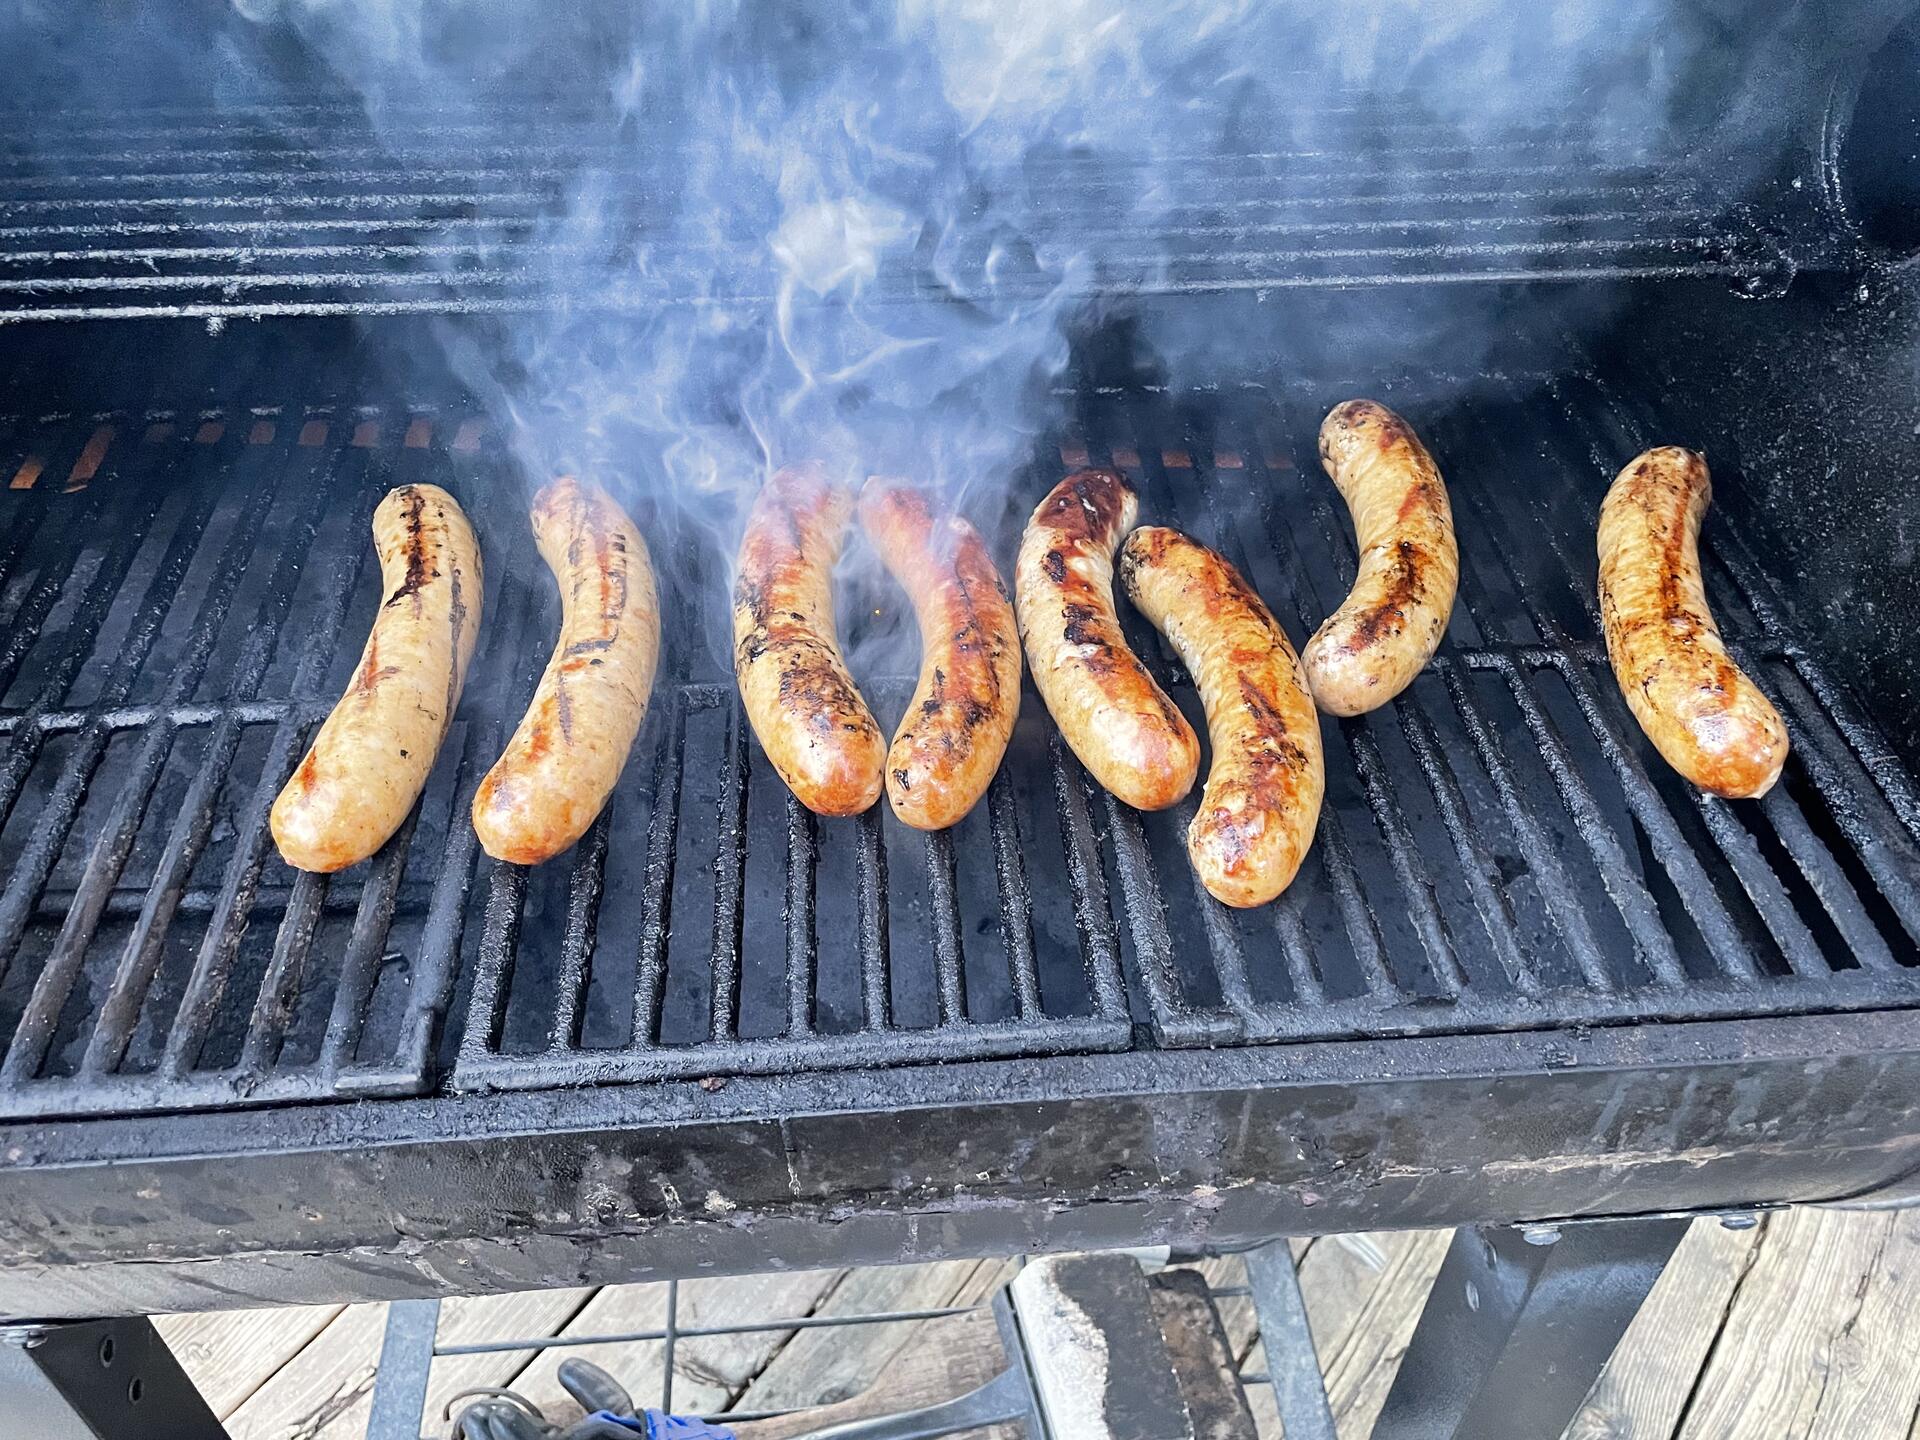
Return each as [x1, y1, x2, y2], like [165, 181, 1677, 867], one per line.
[1440, 662, 1618, 992]
[923, 828, 968, 1027]
[459, 864, 528, 1074]
[548, 810, 613, 1054]
[0, 489, 125, 826]
[1, 453, 288, 1081]
[629, 690, 689, 1050]
[319, 803, 422, 1075]
[237, 869, 328, 1077]
[708, 699, 750, 1043]
[1766, 673, 1920, 949]
[1488, 653, 1686, 985]
[77, 458, 350, 1077]
[1101, 794, 1194, 1034]
[1754, 780, 1901, 974]
[1396, 698, 1542, 995]
[1346, 727, 1467, 997]
[1048, 733, 1129, 1021]
[0, 485, 114, 703]
[0, 210, 1721, 274]
[1719, 520, 1920, 845]
[986, 772, 1043, 1021]
[853, 806, 893, 1031]
[784, 796, 818, 1037]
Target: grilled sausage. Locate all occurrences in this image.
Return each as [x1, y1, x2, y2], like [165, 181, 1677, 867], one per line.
[859, 478, 1021, 830]
[472, 477, 661, 864]
[272, 484, 484, 873]
[1015, 469, 1199, 811]
[1120, 527, 1324, 906]
[1598, 447, 1788, 799]
[734, 463, 885, 817]
[1303, 400, 1458, 716]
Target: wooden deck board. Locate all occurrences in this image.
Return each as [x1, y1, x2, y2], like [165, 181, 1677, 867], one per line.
[155, 1305, 343, 1419]
[159, 1207, 1918, 1439]
[1564, 1217, 1766, 1440]
[1673, 1206, 1920, 1440]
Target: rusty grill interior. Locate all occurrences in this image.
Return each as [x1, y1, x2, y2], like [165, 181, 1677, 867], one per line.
[0, 320, 1917, 1121]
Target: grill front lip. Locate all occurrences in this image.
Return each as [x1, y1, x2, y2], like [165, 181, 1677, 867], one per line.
[0, 336, 1917, 1124]
[2, 1005, 1918, 1321]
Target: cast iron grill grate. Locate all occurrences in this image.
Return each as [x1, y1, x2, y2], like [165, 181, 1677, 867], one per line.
[0, 361, 1916, 1120]
[0, 101, 1792, 323]
[451, 368, 1920, 1092]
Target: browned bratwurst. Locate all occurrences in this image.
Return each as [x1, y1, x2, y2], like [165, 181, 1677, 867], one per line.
[858, 478, 1022, 831]
[1598, 447, 1788, 799]
[272, 484, 483, 873]
[1015, 469, 1199, 811]
[1304, 400, 1458, 716]
[734, 463, 885, 817]
[1120, 527, 1324, 907]
[472, 477, 661, 864]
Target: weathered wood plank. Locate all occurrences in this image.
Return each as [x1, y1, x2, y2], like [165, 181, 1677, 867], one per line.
[223, 1302, 387, 1440]
[1563, 1217, 1765, 1440]
[733, 1306, 1013, 1440]
[731, 1260, 983, 1412]
[157, 1304, 343, 1419]
[221, 1288, 593, 1440]
[1677, 1206, 1920, 1440]
[507, 1269, 846, 1421]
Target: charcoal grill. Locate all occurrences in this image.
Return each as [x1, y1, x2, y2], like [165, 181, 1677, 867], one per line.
[2, 1, 1920, 1436]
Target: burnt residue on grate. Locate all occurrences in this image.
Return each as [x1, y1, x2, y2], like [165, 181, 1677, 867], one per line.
[0, 372, 1917, 1119]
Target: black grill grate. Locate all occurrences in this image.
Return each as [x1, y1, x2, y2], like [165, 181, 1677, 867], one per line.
[451, 370, 1920, 1095]
[0, 102, 1791, 323]
[1, 362, 1917, 1120]
[0, 401, 508, 1115]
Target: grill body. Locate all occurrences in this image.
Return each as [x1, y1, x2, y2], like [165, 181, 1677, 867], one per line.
[0, 1, 1918, 1320]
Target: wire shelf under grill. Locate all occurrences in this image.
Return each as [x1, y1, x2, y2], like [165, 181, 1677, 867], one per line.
[0, 362, 1917, 1120]
[0, 102, 1792, 323]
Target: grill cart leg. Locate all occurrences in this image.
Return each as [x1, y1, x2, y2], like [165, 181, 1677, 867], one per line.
[1372, 1218, 1687, 1440]
[0, 1317, 228, 1439]
[1243, 1240, 1337, 1440]
[366, 1299, 441, 1440]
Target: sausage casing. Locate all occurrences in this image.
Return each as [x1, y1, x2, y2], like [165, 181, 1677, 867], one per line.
[1015, 469, 1199, 811]
[859, 478, 1021, 830]
[1304, 400, 1458, 716]
[734, 463, 885, 817]
[272, 484, 483, 873]
[1119, 527, 1324, 907]
[472, 477, 661, 864]
[1598, 447, 1788, 799]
